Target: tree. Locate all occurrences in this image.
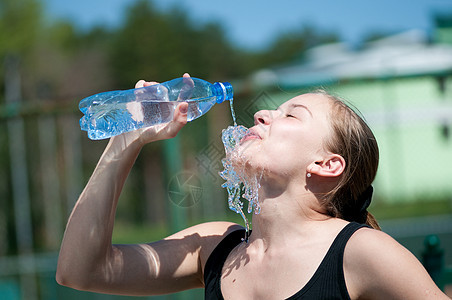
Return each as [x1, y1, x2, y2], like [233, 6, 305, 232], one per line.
[259, 24, 339, 67]
[0, 0, 42, 57]
[110, 0, 250, 88]
[0, 0, 43, 96]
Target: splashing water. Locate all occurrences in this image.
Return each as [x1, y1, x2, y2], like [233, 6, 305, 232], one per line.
[219, 98, 262, 242]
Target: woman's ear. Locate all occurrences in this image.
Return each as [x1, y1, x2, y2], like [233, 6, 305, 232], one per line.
[309, 154, 345, 178]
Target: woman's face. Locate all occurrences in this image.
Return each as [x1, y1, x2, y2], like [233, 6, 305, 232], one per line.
[237, 93, 333, 182]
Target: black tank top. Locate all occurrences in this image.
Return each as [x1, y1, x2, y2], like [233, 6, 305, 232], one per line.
[204, 222, 368, 299]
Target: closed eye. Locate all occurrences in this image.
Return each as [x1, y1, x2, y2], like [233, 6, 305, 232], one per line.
[286, 114, 296, 118]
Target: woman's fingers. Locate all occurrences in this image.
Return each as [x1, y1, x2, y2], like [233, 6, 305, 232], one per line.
[135, 80, 146, 88]
[136, 101, 188, 144]
[177, 73, 194, 101]
[174, 102, 188, 124]
[135, 80, 159, 88]
[130, 74, 190, 143]
[144, 81, 159, 87]
[163, 102, 188, 138]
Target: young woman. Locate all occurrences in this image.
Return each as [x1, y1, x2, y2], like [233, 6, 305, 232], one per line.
[57, 75, 449, 299]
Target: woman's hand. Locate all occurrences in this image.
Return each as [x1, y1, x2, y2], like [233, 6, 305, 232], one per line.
[111, 74, 190, 149]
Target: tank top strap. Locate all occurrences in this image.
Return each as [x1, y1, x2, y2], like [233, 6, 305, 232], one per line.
[204, 229, 246, 300]
[335, 222, 369, 252]
[333, 222, 370, 274]
[287, 222, 370, 299]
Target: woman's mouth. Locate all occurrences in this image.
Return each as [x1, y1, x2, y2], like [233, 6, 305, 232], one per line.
[240, 129, 261, 143]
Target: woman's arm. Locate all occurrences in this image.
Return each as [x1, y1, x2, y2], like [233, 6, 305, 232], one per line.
[344, 228, 449, 299]
[56, 77, 238, 296]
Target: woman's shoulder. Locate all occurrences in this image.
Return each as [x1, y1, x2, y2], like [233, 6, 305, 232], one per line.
[197, 221, 244, 261]
[166, 221, 244, 268]
[169, 221, 243, 237]
[344, 226, 413, 272]
[343, 225, 445, 299]
[165, 221, 244, 246]
[347, 224, 395, 247]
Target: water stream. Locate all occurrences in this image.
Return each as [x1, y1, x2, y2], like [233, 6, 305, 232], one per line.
[219, 99, 262, 242]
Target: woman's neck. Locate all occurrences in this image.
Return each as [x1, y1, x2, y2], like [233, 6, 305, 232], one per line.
[247, 184, 330, 250]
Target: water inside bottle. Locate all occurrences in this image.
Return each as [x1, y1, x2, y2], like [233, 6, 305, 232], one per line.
[84, 99, 215, 140]
[136, 99, 214, 126]
[219, 98, 262, 241]
[141, 100, 211, 124]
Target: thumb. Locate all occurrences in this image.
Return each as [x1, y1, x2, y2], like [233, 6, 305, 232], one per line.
[174, 102, 188, 126]
[165, 102, 188, 138]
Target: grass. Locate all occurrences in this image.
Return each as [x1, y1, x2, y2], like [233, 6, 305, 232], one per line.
[370, 198, 452, 220]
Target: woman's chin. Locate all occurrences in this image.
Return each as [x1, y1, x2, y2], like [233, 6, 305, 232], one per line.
[230, 153, 264, 177]
[223, 140, 266, 179]
[228, 151, 248, 170]
[236, 139, 260, 157]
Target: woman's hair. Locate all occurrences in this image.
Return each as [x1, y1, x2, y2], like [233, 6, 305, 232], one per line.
[315, 90, 380, 230]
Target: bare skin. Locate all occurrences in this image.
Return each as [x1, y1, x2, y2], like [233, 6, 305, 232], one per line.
[57, 77, 449, 299]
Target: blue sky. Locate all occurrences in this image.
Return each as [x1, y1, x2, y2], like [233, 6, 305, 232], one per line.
[42, 0, 452, 50]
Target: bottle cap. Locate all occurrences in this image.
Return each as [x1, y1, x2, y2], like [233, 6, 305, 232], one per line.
[213, 82, 233, 103]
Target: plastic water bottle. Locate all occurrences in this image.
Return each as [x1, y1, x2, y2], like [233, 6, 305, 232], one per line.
[79, 77, 233, 140]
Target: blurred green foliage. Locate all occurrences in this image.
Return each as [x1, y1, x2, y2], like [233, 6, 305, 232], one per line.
[371, 199, 452, 221]
[0, 0, 340, 101]
[0, 0, 42, 57]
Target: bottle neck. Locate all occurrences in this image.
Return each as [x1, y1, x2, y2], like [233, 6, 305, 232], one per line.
[213, 82, 233, 103]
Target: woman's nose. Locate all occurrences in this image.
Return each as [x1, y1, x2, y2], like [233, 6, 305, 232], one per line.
[254, 110, 272, 126]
